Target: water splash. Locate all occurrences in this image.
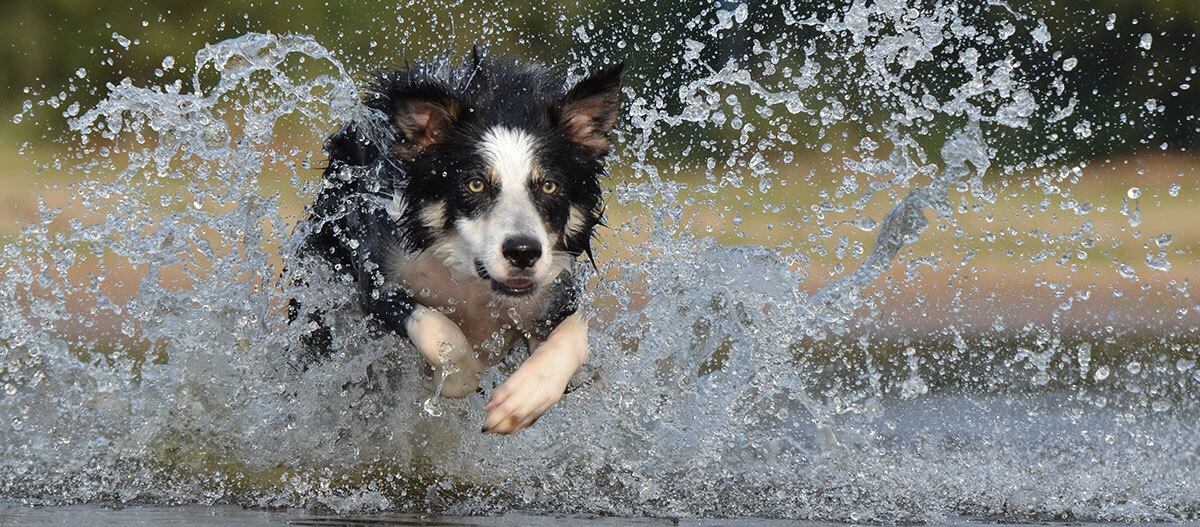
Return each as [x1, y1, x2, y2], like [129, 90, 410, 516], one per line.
[2, 1, 1199, 523]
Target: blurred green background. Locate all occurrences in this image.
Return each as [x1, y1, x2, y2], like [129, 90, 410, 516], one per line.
[2, 0, 1197, 158]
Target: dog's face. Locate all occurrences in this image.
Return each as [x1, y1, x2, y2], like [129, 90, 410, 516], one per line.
[378, 62, 622, 297]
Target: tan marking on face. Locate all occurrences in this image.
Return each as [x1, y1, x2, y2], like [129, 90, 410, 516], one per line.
[420, 201, 446, 229]
[565, 205, 587, 238]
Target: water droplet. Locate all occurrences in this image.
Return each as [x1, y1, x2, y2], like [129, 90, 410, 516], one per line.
[1117, 264, 1136, 279]
[1139, 33, 1153, 50]
[683, 39, 705, 62]
[1126, 187, 1140, 199]
[1177, 358, 1195, 372]
[1073, 120, 1092, 138]
[899, 375, 928, 399]
[161, 56, 175, 70]
[1094, 366, 1110, 381]
[733, 3, 748, 23]
[1031, 371, 1050, 386]
[112, 32, 131, 49]
[1062, 57, 1077, 71]
[1168, 182, 1180, 196]
[1106, 13, 1117, 30]
[845, 215, 878, 231]
[1123, 196, 1142, 227]
[422, 396, 443, 417]
[1077, 342, 1092, 379]
[1031, 20, 1051, 46]
[1146, 253, 1170, 272]
[998, 22, 1016, 39]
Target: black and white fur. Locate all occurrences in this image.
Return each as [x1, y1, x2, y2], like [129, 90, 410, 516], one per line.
[291, 54, 622, 434]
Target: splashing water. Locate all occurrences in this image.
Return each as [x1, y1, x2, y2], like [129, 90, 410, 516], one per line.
[3, 2, 1199, 523]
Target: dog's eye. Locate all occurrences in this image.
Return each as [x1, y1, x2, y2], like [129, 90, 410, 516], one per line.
[467, 178, 486, 193]
[541, 181, 558, 195]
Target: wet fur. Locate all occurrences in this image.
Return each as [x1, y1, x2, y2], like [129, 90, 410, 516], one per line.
[289, 54, 622, 434]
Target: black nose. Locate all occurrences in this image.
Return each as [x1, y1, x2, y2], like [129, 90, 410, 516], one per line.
[502, 237, 542, 269]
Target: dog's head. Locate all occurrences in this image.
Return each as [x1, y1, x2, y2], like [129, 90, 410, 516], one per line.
[367, 58, 622, 297]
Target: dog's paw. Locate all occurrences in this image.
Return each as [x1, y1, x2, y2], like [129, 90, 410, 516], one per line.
[482, 362, 569, 434]
[406, 307, 482, 398]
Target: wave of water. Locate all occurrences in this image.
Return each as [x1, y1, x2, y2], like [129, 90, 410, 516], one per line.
[2, 1, 1199, 523]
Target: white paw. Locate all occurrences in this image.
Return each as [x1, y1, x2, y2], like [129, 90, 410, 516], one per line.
[483, 313, 588, 434]
[406, 306, 482, 398]
[482, 361, 569, 434]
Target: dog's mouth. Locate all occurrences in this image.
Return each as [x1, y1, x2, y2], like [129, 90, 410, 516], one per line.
[491, 277, 536, 296]
[475, 260, 537, 296]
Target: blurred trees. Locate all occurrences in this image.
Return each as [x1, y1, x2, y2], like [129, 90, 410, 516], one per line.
[2, 0, 1196, 163]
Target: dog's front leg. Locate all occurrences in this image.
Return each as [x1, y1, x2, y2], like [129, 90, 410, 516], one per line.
[340, 201, 484, 398]
[406, 306, 484, 398]
[483, 312, 588, 434]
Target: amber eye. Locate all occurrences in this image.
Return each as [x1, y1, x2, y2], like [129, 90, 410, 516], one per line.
[541, 180, 558, 194]
[467, 178, 486, 193]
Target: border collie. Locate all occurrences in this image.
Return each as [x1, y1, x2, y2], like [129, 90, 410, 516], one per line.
[290, 53, 622, 434]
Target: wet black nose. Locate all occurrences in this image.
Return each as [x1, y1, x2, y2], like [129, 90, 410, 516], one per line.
[502, 237, 542, 269]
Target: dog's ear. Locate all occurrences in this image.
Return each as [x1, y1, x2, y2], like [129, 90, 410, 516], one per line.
[556, 63, 624, 156]
[389, 86, 463, 156]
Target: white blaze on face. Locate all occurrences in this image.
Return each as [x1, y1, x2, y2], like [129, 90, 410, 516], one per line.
[454, 126, 555, 284]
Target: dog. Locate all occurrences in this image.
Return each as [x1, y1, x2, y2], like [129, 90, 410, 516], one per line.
[288, 52, 622, 435]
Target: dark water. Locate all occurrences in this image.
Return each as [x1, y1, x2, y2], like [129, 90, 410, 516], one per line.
[6, 502, 1186, 527]
[0, 503, 836, 526]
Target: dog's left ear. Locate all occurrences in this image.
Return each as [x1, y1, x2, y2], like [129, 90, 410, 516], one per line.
[556, 63, 624, 157]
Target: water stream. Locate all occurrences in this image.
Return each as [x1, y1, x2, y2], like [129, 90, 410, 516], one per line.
[2, 1, 1198, 523]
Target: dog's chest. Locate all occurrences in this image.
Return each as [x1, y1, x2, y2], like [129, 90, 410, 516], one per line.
[386, 251, 540, 358]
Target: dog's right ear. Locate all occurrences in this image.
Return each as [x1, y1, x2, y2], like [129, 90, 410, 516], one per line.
[388, 86, 463, 156]
[556, 63, 624, 157]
